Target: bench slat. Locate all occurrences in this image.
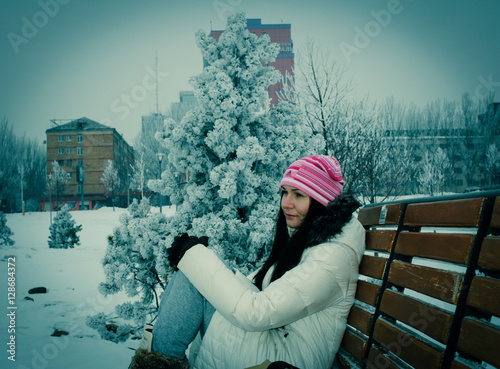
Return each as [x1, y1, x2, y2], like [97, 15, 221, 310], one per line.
[395, 232, 474, 265]
[466, 275, 500, 316]
[366, 230, 397, 253]
[355, 280, 381, 307]
[358, 203, 403, 226]
[450, 359, 477, 369]
[336, 354, 356, 369]
[478, 236, 500, 272]
[373, 318, 443, 369]
[379, 289, 453, 344]
[366, 346, 403, 369]
[339, 330, 367, 363]
[347, 305, 373, 335]
[490, 197, 500, 229]
[388, 260, 464, 304]
[359, 255, 387, 280]
[404, 198, 485, 227]
[457, 317, 500, 368]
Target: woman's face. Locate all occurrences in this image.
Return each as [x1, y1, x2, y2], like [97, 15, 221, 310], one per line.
[281, 185, 311, 228]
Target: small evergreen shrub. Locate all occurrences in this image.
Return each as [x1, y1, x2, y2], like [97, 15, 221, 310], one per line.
[48, 205, 82, 249]
[0, 212, 14, 246]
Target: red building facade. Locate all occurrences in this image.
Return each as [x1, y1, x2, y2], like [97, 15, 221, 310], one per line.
[210, 18, 294, 106]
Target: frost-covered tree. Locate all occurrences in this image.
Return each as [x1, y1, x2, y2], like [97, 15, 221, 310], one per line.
[130, 148, 147, 199]
[418, 152, 438, 195]
[324, 97, 414, 202]
[297, 40, 352, 155]
[48, 205, 82, 249]
[433, 147, 452, 194]
[485, 144, 500, 187]
[47, 160, 68, 211]
[87, 198, 169, 340]
[458, 92, 494, 188]
[418, 148, 451, 195]
[0, 212, 14, 246]
[89, 13, 322, 342]
[149, 12, 322, 273]
[133, 113, 167, 190]
[0, 118, 46, 213]
[101, 160, 121, 211]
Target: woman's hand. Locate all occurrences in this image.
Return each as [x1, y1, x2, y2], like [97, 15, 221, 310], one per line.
[167, 233, 209, 269]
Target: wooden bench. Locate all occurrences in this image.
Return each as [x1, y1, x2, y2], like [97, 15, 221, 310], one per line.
[337, 190, 500, 369]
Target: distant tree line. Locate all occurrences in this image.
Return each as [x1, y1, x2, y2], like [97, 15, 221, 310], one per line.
[0, 118, 46, 213]
[293, 42, 499, 203]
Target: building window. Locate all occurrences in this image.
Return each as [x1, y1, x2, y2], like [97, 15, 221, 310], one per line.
[77, 147, 83, 156]
[67, 172, 72, 179]
[67, 159, 72, 166]
[66, 147, 72, 154]
[454, 179, 463, 186]
[58, 160, 64, 166]
[58, 147, 64, 154]
[77, 134, 82, 143]
[77, 158, 83, 165]
[58, 135, 64, 142]
[66, 135, 72, 142]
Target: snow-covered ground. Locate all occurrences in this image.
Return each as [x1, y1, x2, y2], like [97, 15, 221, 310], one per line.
[0, 207, 174, 369]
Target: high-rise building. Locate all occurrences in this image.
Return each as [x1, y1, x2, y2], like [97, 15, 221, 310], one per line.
[43, 117, 134, 210]
[210, 18, 294, 106]
[171, 91, 198, 122]
[141, 113, 166, 137]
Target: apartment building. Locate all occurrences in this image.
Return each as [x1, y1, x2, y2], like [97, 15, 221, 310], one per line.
[43, 117, 134, 210]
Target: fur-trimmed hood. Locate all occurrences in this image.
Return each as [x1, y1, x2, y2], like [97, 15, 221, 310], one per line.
[307, 193, 362, 247]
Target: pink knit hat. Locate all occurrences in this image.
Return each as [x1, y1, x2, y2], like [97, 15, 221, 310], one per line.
[280, 155, 344, 207]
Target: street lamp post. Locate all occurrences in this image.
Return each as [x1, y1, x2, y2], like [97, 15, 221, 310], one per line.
[156, 153, 164, 213]
[20, 164, 24, 216]
[77, 165, 84, 210]
[127, 173, 130, 207]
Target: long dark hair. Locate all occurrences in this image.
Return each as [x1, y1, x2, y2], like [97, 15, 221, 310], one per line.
[253, 198, 326, 290]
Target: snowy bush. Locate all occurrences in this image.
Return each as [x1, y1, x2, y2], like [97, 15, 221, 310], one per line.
[47, 205, 82, 249]
[98, 198, 170, 305]
[87, 198, 170, 339]
[85, 312, 133, 343]
[0, 212, 14, 246]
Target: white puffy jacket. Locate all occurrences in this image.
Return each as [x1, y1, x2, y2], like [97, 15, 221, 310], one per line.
[178, 217, 365, 369]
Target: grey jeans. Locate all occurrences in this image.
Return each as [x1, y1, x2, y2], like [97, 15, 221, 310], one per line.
[152, 271, 216, 359]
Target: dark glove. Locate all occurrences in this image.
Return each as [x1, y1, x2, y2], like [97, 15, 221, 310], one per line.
[167, 233, 209, 269]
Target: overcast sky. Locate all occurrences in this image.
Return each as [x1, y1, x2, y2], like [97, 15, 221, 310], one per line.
[1, 0, 499, 144]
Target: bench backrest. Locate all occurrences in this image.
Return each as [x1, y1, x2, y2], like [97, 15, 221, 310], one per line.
[337, 191, 500, 369]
